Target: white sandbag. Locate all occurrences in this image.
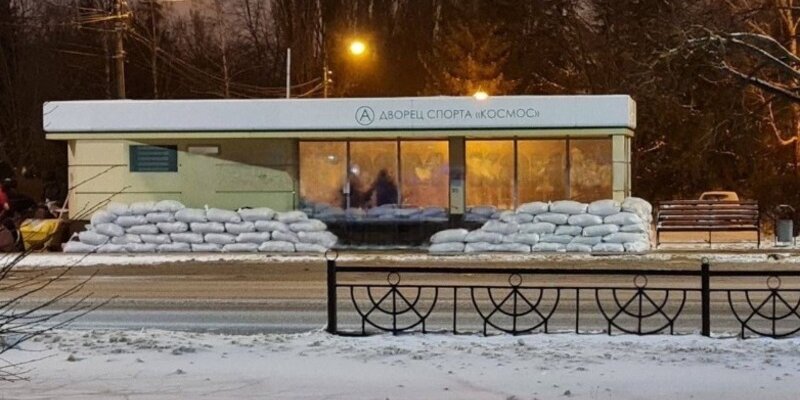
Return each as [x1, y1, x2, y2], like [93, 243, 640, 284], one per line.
[126, 243, 157, 253]
[294, 243, 327, 253]
[158, 243, 191, 253]
[126, 224, 159, 235]
[500, 212, 534, 224]
[298, 231, 338, 248]
[430, 229, 469, 244]
[540, 234, 575, 244]
[624, 241, 651, 253]
[516, 201, 549, 215]
[503, 232, 540, 245]
[258, 241, 295, 253]
[115, 215, 148, 228]
[550, 200, 588, 215]
[276, 211, 308, 224]
[192, 243, 222, 252]
[583, 224, 620, 237]
[621, 197, 653, 222]
[620, 223, 648, 233]
[111, 234, 142, 245]
[566, 243, 593, 253]
[429, 242, 465, 253]
[272, 230, 301, 243]
[532, 242, 566, 252]
[555, 225, 583, 236]
[481, 220, 519, 235]
[222, 243, 259, 252]
[170, 232, 204, 244]
[207, 208, 242, 223]
[465, 242, 495, 253]
[140, 234, 172, 245]
[129, 201, 157, 215]
[96, 243, 127, 253]
[175, 208, 207, 223]
[155, 200, 185, 213]
[236, 232, 271, 244]
[156, 222, 189, 234]
[464, 231, 504, 244]
[534, 213, 569, 225]
[394, 208, 422, 218]
[490, 211, 504, 220]
[593, 243, 625, 253]
[345, 208, 367, 220]
[238, 207, 276, 222]
[468, 205, 496, 217]
[189, 222, 225, 234]
[255, 220, 290, 232]
[63, 241, 98, 253]
[225, 222, 256, 234]
[603, 232, 649, 244]
[94, 223, 125, 238]
[464, 214, 490, 223]
[204, 233, 237, 245]
[567, 214, 603, 227]
[604, 212, 643, 226]
[290, 219, 327, 232]
[79, 231, 109, 246]
[519, 222, 556, 234]
[90, 210, 116, 226]
[422, 207, 447, 217]
[106, 202, 131, 216]
[587, 200, 621, 217]
[570, 236, 602, 246]
[491, 243, 531, 253]
[146, 212, 175, 224]
[316, 207, 346, 220]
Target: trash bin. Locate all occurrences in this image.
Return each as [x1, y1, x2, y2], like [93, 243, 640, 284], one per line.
[774, 205, 796, 246]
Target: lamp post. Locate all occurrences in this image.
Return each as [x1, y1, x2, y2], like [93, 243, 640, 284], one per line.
[286, 39, 367, 99]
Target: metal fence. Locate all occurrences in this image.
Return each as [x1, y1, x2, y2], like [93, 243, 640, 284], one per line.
[325, 254, 800, 338]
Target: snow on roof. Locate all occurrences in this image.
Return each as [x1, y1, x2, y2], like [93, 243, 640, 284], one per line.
[42, 95, 636, 133]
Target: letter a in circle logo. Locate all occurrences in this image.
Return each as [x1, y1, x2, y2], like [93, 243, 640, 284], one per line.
[355, 106, 375, 126]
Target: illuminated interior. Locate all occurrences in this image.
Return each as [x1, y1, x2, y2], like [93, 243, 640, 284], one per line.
[466, 140, 515, 210]
[400, 141, 449, 208]
[569, 139, 612, 202]
[517, 140, 568, 202]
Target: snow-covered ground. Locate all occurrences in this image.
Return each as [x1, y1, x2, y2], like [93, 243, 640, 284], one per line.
[3, 329, 800, 399]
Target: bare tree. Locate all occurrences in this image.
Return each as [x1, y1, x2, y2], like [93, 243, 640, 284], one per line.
[681, 1, 800, 170]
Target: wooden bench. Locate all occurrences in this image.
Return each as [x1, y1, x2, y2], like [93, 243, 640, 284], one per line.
[656, 200, 760, 247]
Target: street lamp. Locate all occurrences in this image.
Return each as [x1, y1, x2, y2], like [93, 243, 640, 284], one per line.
[349, 40, 367, 56]
[473, 89, 489, 100]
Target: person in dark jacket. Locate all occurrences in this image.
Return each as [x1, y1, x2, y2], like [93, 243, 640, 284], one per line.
[367, 169, 399, 207]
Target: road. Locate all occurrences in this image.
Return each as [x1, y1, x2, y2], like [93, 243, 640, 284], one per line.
[8, 252, 800, 335]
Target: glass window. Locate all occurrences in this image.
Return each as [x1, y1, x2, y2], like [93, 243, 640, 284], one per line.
[400, 141, 449, 208]
[129, 145, 178, 172]
[569, 139, 612, 201]
[349, 141, 399, 208]
[466, 140, 514, 210]
[517, 140, 567, 202]
[299, 142, 346, 208]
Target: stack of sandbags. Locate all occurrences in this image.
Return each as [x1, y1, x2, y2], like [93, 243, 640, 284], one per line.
[464, 205, 498, 223]
[301, 199, 450, 222]
[427, 197, 653, 254]
[63, 201, 338, 254]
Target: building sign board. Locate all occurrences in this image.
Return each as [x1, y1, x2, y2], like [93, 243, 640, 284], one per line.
[43, 95, 636, 133]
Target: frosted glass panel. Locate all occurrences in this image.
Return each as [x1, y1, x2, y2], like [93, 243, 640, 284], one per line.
[299, 142, 346, 207]
[517, 140, 567, 202]
[349, 141, 399, 207]
[466, 140, 514, 210]
[400, 141, 449, 207]
[570, 139, 612, 201]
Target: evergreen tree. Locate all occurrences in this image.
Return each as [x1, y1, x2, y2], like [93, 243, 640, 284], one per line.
[421, 9, 517, 96]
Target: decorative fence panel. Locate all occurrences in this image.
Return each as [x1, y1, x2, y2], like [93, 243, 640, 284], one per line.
[325, 254, 800, 338]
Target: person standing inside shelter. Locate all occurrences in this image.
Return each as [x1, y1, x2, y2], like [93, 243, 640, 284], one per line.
[366, 169, 399, 207]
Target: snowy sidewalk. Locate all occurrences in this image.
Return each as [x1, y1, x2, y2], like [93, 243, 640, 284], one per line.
[2, 329, 800, 399]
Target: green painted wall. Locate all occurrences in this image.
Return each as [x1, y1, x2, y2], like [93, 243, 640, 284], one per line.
[68, 139, 298, 218]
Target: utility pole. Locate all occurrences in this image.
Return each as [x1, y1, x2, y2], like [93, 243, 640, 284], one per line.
[286, 48, 291, 98]
[114, 0, 126, 99]
[150, 0, 159, 99]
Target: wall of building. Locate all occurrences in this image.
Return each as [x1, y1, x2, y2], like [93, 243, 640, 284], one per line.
[67, 138, 298, 218]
